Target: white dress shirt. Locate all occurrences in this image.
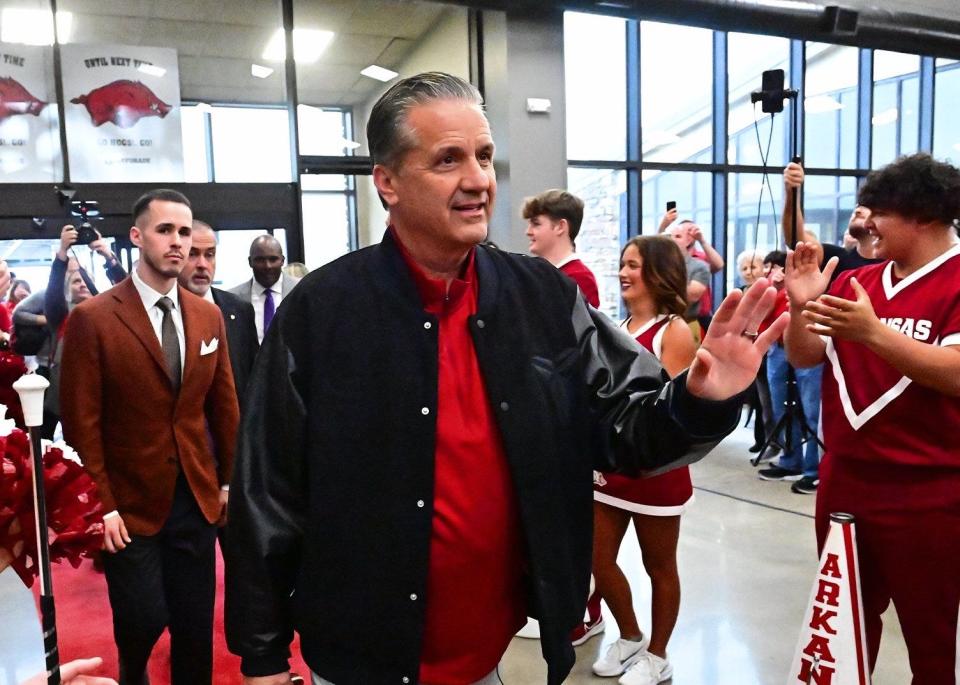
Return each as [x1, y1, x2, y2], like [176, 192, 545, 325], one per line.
[131, 267, 186, 375]
[251, 280, 284, 343]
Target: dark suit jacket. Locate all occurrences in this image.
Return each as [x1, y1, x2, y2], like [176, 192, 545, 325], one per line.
[211, 287, 258, 409]
[60, 277, 240, 535]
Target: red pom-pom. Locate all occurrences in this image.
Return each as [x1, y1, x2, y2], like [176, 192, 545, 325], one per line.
[0, 431, 104, 586]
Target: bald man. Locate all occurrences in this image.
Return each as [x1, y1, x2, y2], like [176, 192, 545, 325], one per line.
[228, 235, 300, 343]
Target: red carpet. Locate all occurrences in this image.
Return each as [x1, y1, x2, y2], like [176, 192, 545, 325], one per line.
[37, 549, 310, 683]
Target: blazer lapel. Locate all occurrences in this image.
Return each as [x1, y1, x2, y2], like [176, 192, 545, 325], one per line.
[180, 287, 203, 391]
[111, 278, 169, 379]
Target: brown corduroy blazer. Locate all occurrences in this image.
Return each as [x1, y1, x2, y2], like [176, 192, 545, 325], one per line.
[60, 276, 240, 536]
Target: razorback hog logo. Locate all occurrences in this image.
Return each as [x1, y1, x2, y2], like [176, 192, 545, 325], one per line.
[71, 79, 171, 129]
[0, 77, 48, 121]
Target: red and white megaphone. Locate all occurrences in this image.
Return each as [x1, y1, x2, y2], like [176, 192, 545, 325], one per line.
[788, 513, 871, 685]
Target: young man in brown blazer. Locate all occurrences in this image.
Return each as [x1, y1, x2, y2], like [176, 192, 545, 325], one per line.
[60, 189, 240, 685]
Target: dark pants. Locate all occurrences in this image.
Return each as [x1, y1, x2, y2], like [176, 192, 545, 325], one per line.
[102, 473, 217, 685]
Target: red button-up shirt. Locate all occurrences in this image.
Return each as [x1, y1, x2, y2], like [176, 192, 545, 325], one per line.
[393, 231, 526, 684]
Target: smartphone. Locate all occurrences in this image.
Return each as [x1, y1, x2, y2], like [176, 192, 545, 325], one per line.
[666, 201, 676, 211]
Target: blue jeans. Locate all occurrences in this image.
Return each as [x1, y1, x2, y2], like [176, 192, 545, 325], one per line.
[766, 344, 823, 478]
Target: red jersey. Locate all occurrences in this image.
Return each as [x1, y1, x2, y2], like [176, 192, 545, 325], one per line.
[557, 256, 600, 308]
[821, 244, 960, 468]
[625, 314, 672, 359]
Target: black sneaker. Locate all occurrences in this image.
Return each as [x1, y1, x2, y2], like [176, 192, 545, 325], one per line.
[791, 476, 819, 494]
[758, 466, 802, 481]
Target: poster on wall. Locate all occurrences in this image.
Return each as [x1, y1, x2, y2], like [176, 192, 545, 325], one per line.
[61, 44, 183, 182]
[0, 43, 61, 181]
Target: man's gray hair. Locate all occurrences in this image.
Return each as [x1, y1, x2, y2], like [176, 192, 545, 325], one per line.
[367, 71, 484, 169]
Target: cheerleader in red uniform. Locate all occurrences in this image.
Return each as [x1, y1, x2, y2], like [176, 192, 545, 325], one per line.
[591, 236, 697, 685]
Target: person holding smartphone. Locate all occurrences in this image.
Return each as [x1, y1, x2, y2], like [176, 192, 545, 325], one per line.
[658, 203, 724, 336]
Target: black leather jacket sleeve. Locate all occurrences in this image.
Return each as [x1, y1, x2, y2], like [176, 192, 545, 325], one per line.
[572, 295, 741, 476]
[225, 314, 308, 677]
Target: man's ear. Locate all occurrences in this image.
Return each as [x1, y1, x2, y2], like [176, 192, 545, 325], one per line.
[556, 218, 569, 237]
[373, 164, 400, 208]
[129, 224, 142, 248]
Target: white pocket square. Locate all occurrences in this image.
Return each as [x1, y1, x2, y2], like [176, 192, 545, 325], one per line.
[200, 338, 219, 355]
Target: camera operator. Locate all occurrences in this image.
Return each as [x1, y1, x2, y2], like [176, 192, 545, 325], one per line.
[44, 225, 129, 434]
[11, 225, 127, 437]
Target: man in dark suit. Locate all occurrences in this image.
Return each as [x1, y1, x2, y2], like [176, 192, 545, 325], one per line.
[179, 220, 258, 409]
[228, 235, 299, 344]
[60, 189, 240, 685]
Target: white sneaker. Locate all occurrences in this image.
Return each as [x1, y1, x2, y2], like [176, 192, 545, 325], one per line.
[618, 652, 673, 685]
[592, 635, 650, 677]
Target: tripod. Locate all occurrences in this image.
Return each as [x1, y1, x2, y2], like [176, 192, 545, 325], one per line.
[749, 75, 824, 468]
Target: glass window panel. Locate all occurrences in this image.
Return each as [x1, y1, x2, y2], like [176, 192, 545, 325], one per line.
[728, 33, 790, 167]
[899, 76, 919, 157]
[301, 173, 347, 191]
[801, 176, 857, 246]
[567, 167, 626, 321]
[210, 106, 292, 182]
[727, 173, 784, 291]
[640, 22, 712, 163]
[872, 80, 898, 166]
[354, 174, 388, 248]
[301, 190, 352, 269]
[565, 12, 627, 161]
[872, 51, 920, 167]
[298, 105, 354, 156]
[640, 170, 712, 240]
[804, 43, 858, 168]
[934, 62, 960, 164]
[180, 104, 210, 182]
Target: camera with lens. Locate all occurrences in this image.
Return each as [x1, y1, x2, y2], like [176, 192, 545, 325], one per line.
[69, 200, 102, 245]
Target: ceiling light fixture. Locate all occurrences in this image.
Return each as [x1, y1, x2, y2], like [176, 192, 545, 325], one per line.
[360, 65, 399, 82]
[262, 28, 334, 64]
[251, 64, 274, 78]
[137, 63, 166, 78]
[1, 8, 72, 45]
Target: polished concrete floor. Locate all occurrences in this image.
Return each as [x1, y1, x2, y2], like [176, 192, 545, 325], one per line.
[500, 423, 911, 684]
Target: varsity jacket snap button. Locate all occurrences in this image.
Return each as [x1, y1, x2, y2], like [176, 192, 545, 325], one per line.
[409, 593, 418, 601]
[500, 401, 510, 411]
[421, 407, 430, 415]
[423, 321, 432, 329]
[476, 319, 485, 328]
[417, 500, 425, 508]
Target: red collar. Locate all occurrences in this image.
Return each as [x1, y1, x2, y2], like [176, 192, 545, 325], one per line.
[390, 226, 476, 315]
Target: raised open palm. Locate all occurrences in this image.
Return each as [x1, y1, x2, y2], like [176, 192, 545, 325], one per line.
[786, 242, 837, 306]
[687, 278, 789, 400]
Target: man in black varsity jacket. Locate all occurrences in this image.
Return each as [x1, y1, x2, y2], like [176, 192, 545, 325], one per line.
[226, 72, 789, 685]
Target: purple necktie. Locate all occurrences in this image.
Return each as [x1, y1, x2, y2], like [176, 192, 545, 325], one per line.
[263, 288, 275, 332]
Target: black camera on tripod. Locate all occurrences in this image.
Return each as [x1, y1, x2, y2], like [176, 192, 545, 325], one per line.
[69, 200, 102, 245]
